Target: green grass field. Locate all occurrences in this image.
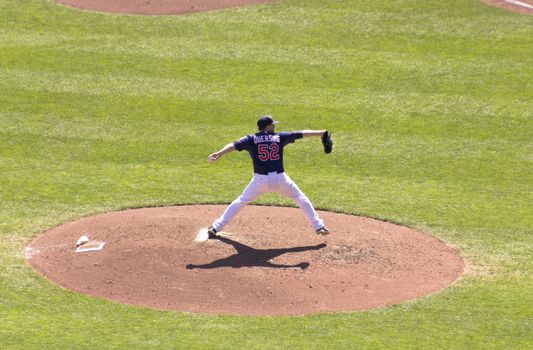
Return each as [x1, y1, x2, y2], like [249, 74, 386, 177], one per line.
[1, 0, 532, 348]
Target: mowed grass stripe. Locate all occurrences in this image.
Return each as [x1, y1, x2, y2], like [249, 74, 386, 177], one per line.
[1, 29, 529, 69]
[1, 35, 530, 102]
[1, 68, 530, 128]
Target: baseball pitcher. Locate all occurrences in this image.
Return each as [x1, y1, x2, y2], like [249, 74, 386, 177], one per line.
[206, 115, 333, 238]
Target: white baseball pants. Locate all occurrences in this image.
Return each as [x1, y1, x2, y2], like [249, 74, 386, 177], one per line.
[212, 172, 324, 232]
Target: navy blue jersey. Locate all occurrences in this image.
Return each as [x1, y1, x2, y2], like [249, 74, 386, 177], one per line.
[234, 131, 303, 174]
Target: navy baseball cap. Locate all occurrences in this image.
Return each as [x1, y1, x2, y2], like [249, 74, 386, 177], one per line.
[257, 115, 279, 130]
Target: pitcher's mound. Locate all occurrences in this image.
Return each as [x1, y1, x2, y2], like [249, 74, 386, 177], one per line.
[27, 205, 463, 316]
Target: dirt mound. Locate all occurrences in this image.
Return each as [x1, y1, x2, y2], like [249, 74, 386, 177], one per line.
[27, 205, 463, 316]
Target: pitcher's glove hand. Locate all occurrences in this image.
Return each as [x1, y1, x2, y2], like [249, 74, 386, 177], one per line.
[322, 130, 333, 154]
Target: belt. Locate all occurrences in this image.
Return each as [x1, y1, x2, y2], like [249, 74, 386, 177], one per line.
[255, 171, 284, 175]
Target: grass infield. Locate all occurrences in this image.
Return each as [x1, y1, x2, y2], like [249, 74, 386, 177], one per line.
[0, 0, 532, 349]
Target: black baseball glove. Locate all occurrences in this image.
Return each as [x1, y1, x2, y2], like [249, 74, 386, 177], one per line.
[322, 130, 333, 154]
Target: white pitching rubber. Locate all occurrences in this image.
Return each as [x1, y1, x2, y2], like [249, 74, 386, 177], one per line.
[195, 229, 209, 242]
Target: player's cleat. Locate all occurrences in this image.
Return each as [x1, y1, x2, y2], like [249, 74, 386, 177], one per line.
[315, 226, 330, 235]
[207, 226, 218, 239]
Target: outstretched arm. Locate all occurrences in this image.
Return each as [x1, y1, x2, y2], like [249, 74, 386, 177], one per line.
[301, 130, 327, 138]
[208, 143, 236, 163]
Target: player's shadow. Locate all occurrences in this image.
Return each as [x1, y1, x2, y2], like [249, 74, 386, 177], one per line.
[186, 236, 327, 270]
